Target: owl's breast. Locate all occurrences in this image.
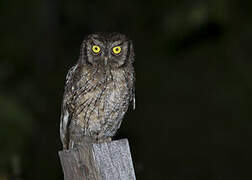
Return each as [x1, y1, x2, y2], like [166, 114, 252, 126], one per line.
[72, 68, 131, 136]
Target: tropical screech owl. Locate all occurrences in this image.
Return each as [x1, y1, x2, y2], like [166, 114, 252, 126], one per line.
[60, 32, 135, 150]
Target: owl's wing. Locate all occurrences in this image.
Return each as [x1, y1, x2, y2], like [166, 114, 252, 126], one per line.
[132, 88, 135, 110]
[60, 64, 78, 149]
[131, 70, 136, 110]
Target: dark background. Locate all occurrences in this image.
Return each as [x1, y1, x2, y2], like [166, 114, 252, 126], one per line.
[1, 0, 252, 179]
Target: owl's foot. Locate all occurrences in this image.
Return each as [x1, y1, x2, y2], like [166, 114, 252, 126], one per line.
[96, 137, 112, 143]
[104, 137, 112, 142]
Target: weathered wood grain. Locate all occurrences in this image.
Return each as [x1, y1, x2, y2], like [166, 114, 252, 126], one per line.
[58, 138, 136, 180]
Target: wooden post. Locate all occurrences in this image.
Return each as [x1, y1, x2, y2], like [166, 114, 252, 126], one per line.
[58, 138, 136, 180]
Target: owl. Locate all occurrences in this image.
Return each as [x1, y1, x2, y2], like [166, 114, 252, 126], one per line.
[60, 32, 135, 150]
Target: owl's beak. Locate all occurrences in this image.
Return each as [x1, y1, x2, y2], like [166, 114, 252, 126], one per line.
[104, 57, 108, 65]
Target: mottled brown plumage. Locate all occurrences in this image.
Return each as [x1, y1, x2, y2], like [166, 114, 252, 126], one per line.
[60, 33, 135, 149]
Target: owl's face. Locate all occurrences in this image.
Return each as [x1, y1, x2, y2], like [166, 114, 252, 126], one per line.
[81, 33, 133, 68]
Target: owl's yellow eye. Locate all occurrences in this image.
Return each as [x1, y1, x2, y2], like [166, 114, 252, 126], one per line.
[92, 45, 101, 53]
[112, 46, 121, 54]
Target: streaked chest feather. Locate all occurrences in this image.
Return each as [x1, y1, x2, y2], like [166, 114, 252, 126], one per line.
[72, 68, 130, 128]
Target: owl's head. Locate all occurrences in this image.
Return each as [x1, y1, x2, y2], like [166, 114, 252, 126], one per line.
[79, 32, 134, 68]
